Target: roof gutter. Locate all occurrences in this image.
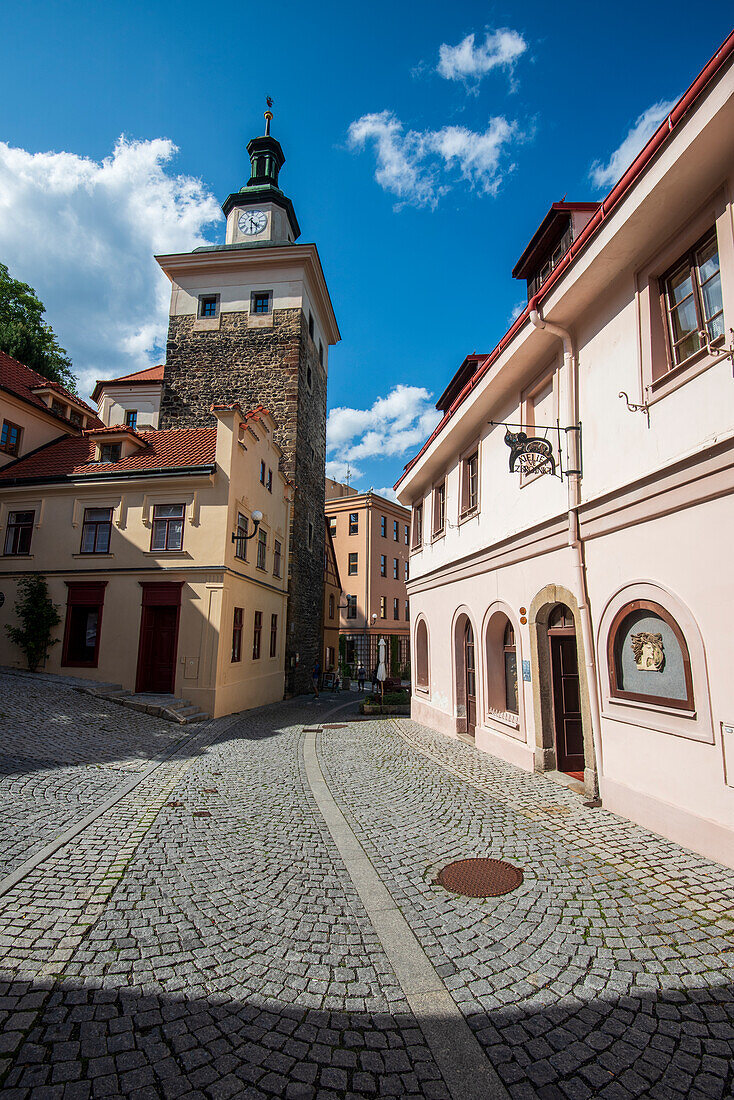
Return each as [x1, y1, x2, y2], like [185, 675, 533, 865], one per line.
[0, 465, 216, 488]
[395, 27, 734, 492]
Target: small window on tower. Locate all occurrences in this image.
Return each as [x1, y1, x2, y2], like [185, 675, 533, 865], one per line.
[198, 294, 219, 319]
[319, 341, 324, 365]
[251, 291, 271, 315]
[308, 312, 315, 338]
[307, 366, 312, 390]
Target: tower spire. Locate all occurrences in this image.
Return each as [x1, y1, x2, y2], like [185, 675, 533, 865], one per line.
[264, 95, 273, 137]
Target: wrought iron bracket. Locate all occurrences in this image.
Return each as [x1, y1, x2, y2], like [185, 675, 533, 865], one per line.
[699, 327, 734, 371]
[618, 391, 650, 427]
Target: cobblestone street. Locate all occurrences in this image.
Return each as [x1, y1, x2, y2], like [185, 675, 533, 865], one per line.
[0, 672, 733, 1100]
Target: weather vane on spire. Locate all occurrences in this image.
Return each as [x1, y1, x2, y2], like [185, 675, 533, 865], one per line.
[264, 96, 274, 135]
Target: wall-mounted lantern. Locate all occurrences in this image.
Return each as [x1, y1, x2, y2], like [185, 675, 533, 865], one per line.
[231, 509, 263, 555]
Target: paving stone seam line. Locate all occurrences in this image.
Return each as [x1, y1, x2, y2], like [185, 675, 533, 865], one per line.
[0, 721, 219, 901]
[302, 727, 511, 1100]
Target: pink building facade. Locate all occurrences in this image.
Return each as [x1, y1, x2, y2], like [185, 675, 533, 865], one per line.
[396, 32, 734, 869]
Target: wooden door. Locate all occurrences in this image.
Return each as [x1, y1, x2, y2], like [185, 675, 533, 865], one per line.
[464, 621, 476, 738]
[137, 605, 179, 694]
[550, 635, 584, 773]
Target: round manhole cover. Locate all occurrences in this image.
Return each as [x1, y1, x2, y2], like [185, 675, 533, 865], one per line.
[435, 857, 523, 897]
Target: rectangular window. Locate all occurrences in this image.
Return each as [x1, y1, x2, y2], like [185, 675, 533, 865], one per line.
[232, 607, 243, 662]
[380, 515, 387, 537]
[405, 600, 410, 621]
[380, 596, 387, 619]
[661, 229, 723, 369]
[69, 410, 83, 427]
[309, 312, 315, 338]
[62, 583, 106, 668]
[393, 597, 399, 620]
[273, 539, 282, 578]
[80, 507, 112, 554]
[257, 528, 267, 570]
[4, 510, 34, 555]
[346, 594, 357, 619]
[328, 515, 336, 536]
[404, 524, 409, 546]
[260, 460, 266, 484]
[348, 552, 358, 575]
[252, 291, 271, 315]
[235, 512, 248, 560]
[151, 504, 185, 551]
[380, 554, 386, 577]
[393, 558, 399, 580]
[0, 420, 22, 456]
[393, 519, 399, 541]
[270, 613, 278, 658]
[411, 503, 423, 550]
[125, 410, 138, 430]
[319, 340, 324, 365]
[267, 468, 273, 493]
[404, 561, 409, 582]
[51, 399, 66, 416]
[433, 480, 446, 536]
[349, 512, 358, 535]
[99, 443, 121, 463]
[252, 611, 262, 659]
[461, 451, 479, 515]
[198, 294, 219, 318]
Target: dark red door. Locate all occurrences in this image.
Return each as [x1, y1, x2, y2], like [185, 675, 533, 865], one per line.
[464, 621, 476, 738]
[550, 635, 584, 773]
[137, 605, 179, 693]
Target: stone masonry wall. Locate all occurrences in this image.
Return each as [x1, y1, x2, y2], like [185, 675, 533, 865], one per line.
[159, 308, 325, 696]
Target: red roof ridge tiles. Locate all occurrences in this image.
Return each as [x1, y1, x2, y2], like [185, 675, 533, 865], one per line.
[90, 364, 165, 402]
[0, 424, 217, 483]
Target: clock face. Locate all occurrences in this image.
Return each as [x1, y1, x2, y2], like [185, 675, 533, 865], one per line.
[238, 209, 267, 236]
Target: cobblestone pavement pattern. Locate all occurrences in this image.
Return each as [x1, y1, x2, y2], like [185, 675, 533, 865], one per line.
[0, 676, 732, 1100]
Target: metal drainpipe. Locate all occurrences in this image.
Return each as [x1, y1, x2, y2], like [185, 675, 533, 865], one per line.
[528, 303, 604, 791]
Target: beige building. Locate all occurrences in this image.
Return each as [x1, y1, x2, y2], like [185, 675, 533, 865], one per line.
[0, 403, 292, 718]
[0, 350, 102, 468]
[325, 479, 410, 678]
[322, 520, 341, 675]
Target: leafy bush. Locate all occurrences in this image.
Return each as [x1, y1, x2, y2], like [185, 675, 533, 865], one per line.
[365, 691, 409, 706]
[5, 574, 61, 671]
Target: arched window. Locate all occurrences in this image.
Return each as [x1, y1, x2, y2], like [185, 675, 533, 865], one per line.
[548, 603, 574, 631]
[328, 594, 335, 620]
[485, 611, 519, 721]
[415, 619, 429, 691]
[607, 600, 694, 710]
[503, 621, 518, 714]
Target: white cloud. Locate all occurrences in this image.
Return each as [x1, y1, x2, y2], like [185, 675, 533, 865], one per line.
[327, 385, 441, 467]
[0, 136, 222, 396]
[326, 459, 364, 484]
[437, 28, 527, 89]
[375, 486, 399, 503]
[507, 299, 526, 326]
[347, 111, 519, 208]
[589, 99, 677, 190]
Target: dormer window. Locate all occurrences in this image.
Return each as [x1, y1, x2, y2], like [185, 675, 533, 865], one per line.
[51, 399, 66, 417]
[512, 202, 600, 301]
[99, 443, 121, 463]
[69, 410, 83, 427]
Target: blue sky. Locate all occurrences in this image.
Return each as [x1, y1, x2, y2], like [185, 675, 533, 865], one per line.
[1, 2, 731, 495]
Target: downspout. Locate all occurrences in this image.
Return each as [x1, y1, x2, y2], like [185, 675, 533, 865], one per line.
[528, 300, 604, 792]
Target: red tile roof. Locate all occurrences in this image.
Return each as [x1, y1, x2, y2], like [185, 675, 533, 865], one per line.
[0, 350, 103, 427]
[90, 364, 165, 403]
[0, 426, 217, 483]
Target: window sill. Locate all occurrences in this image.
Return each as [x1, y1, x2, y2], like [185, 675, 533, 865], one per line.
[72, 553, 115, 559]
[146, 550, 190, 558]
[1, 553, 33, 559]
[486, 707, 520, 730]
[431, 528, 445, 542]
[608, 693, 696, 719]
[647, 344, 721, 405]
[458, 508, 479, 525]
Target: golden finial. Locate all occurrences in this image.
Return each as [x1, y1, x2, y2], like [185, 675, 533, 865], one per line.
[264, 96, 274, 135]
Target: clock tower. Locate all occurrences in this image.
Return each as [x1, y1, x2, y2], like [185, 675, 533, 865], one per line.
[156, 111, 340, 695]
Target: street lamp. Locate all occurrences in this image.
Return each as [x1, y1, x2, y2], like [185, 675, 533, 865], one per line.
[231, 509, 263, 555]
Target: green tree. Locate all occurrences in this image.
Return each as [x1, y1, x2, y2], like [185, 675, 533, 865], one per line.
[5, 574, 62, 672]
[0, 263, 76, 390]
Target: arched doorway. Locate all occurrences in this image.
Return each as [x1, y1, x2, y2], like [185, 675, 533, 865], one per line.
[454, 613, 477, 739]
[547, 603, 584, 777]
